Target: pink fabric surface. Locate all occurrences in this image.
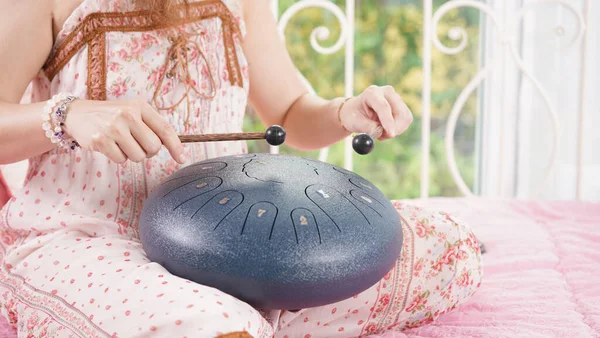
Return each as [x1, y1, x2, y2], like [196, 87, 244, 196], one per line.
[0, 320, 13, 338]
[376, 198, 600, 338]
[0, 198, 597, 337]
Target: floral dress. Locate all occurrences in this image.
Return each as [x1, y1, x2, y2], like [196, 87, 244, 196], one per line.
[0, 0, 483, 337]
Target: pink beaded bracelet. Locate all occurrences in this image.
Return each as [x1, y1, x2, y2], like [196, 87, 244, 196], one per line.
[42, 93, 80, 150]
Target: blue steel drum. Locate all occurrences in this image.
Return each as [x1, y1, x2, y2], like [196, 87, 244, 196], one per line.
[139, 153, 403, 310]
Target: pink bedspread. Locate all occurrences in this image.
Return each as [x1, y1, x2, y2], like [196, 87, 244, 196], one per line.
[378, 198, 600, 338]
[0, 198, 598, 337]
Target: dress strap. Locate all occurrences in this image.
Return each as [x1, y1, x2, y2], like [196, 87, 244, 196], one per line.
[220, 0, 247, 37]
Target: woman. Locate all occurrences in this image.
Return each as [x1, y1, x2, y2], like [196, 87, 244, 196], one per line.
[0, 0, 482, 337]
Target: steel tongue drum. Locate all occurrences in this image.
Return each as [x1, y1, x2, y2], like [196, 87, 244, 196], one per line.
[139, 126, 403, 310]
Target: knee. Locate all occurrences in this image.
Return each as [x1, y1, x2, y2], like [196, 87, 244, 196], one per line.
[407, 206, 483, 299]
[435, 212, 483, 297]
[400, 209, 483, 328]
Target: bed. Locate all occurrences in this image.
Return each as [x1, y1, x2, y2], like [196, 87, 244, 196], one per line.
[374, 198, 600, 338]
[0, 188, 598, 337]
[2, 0, 597, 334]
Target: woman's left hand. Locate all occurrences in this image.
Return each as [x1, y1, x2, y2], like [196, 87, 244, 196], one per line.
[339, 85, 413, 140]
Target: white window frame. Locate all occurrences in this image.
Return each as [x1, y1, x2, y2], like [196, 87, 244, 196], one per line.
[271, 0, 595, 200]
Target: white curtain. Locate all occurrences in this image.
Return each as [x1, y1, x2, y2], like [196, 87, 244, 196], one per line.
[477, 0, 597, 201]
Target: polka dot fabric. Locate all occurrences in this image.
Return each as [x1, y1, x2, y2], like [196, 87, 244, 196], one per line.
[0, 0, 482, 337]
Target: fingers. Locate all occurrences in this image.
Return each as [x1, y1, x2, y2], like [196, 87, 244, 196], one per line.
[87, 100, 184, 164]
[129, 118, 163, 159]
[382, 86, 405, 118]
[363, 86, 396, 138]
[107, 118, 147, 163]
[362, 119, 382, 138]
[103, 141, 128, 164]
[140, 102, 185, 164]
[382, 86, 413, 139]
[89, 134, 127, 164]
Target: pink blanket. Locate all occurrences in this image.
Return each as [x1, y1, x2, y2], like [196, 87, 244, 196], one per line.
[377, 198, 600, 338]
[0, 198, 598, 337]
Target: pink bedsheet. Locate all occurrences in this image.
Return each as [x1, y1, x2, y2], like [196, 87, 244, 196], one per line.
[378, 198, 600, 338]
[0, 198, 598, 337]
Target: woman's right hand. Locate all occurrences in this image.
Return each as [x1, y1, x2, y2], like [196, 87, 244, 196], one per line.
[64, 99, 186, 164]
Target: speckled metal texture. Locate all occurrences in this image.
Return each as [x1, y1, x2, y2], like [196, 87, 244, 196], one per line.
[139, 153, 403, 310]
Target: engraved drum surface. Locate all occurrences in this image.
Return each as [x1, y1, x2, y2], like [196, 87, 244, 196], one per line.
[139, 153, 403, 310]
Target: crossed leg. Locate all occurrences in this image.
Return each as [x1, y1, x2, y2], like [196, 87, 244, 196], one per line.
[0, 201, 482, 338]
[0, 230, 274, 338]
[274, 201, 483, 337]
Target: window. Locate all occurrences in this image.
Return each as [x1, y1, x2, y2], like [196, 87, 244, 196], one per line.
[245, 0, 597, 201]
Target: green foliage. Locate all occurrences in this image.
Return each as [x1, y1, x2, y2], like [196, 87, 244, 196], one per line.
[244, 0, 481, 199]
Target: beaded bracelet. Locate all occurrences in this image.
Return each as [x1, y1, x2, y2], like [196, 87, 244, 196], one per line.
[42, 93, 80, 150]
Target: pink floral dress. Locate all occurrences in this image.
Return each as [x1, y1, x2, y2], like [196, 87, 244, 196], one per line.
[0, 0, 483, 337]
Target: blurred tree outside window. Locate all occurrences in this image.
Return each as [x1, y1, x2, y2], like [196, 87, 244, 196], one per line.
[244, 0, 483, 200]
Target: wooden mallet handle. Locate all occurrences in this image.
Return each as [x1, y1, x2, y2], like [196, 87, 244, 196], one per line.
[178, 124, 381, 155]
[178, 125, 286, 146]
[179, 132, 265, 143]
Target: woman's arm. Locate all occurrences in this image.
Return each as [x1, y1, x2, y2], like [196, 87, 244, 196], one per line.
[241, 0, 413, 151]
[0, 0, 185, 165]
[0, 0, 58, 164]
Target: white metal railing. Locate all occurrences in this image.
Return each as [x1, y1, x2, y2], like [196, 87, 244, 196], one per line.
[272, 0, 591, 200]
[428, 0, 589, 199]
